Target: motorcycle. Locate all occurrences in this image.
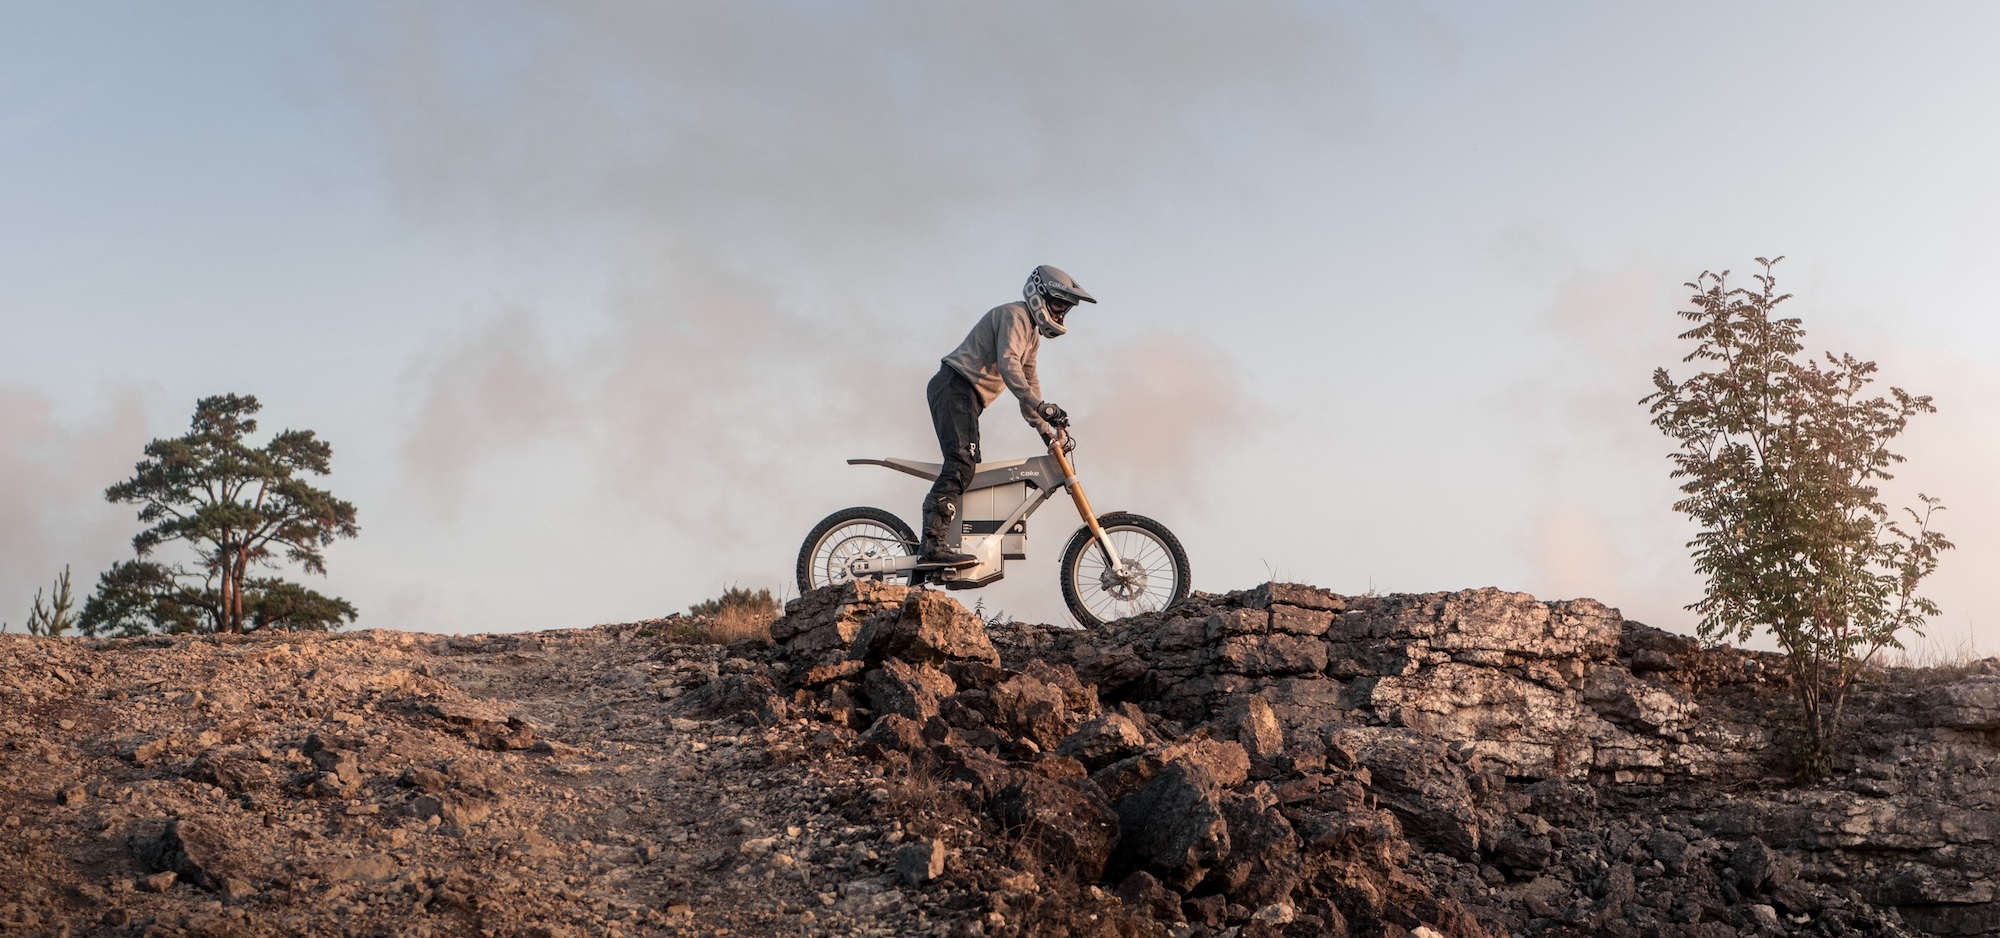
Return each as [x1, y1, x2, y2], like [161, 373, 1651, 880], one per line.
[794, 428, 1190, 627]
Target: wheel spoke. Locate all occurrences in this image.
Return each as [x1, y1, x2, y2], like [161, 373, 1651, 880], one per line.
[1068, 522, 1183, 624]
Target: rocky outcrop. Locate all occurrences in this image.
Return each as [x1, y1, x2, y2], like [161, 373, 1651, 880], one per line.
[773, 582, 2000, 937]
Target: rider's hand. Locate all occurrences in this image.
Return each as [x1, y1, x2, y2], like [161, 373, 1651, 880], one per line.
[1036, 401, 1069, 428]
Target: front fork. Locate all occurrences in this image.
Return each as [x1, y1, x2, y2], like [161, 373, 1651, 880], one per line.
[1050, 435, 1123, 569]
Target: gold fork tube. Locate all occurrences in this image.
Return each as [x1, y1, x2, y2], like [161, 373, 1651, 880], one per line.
[1051, 438, 1121, 567]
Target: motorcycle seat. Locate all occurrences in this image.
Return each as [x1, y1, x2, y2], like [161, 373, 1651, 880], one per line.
[847, 456, 1035, 484]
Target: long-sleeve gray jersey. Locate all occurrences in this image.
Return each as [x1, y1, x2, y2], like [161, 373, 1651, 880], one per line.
[940, 302, 1052, 434]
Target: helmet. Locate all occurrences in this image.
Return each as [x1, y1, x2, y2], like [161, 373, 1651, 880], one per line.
[1023, 265, 1096, 338]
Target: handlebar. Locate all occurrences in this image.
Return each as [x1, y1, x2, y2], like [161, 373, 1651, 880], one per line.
[1046, 427, 1076, 456]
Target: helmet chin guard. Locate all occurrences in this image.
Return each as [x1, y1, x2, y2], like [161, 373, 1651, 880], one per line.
[1024, 265, 1095, 338]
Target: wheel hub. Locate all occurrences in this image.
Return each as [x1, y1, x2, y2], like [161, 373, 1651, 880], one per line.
[1098, 559, 1149, 601]
[834, 537, 894, 582]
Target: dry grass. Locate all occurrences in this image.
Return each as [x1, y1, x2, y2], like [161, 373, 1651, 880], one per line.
[1867, 627, 1992, 686]
[699, 605, 777, 644]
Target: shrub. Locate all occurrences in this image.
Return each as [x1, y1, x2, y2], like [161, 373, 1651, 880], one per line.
[22, 566, 79, 637]
[1642, 258, 1951, 776]
[688, 586, 779, 644]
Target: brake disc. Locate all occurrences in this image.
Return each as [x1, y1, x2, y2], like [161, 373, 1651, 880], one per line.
[1098, 559, 1149, 601]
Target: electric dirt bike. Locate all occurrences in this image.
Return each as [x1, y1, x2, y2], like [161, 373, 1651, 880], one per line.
[794, 428, 1191, 628]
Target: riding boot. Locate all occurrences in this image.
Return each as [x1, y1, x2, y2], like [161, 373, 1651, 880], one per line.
[917, 498, 977, 569]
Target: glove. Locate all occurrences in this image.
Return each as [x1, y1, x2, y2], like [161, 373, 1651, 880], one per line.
[1035, 401, 1069, 428]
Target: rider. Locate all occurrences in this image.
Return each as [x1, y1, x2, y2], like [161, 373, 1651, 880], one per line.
[917, 265, 1096, 568]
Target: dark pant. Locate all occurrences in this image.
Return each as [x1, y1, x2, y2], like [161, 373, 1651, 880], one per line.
[922, 365, 985, 546]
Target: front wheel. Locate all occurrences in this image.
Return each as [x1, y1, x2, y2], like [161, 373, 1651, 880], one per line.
[1059, 512, 1190, 628]
[797, 507, 917, 595]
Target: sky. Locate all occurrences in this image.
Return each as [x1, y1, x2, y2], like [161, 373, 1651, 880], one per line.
[3, 1, 1997, 650]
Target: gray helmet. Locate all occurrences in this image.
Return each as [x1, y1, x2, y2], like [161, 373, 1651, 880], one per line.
[1023, 265, 1096, 338]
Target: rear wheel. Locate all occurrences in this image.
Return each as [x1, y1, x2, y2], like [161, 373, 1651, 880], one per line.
[796, 507, 917, 594]
[1059, 512, 1190, 628]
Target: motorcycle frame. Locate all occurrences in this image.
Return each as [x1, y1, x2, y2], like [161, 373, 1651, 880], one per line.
[844, 431, 1123, 586]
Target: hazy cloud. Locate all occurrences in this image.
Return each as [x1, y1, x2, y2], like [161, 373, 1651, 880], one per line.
[0, 387, 148, 625]
[336, 0, 1360, 252]
[1070, 332, 1261, 509]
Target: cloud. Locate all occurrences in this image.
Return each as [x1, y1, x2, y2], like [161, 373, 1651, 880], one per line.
[0, 387, 149, 626]
[400, 308, 576, 496]
[335, 0, 1359, 252]
[1069, 332, 1261, 509]
[397, 245, 935, 539]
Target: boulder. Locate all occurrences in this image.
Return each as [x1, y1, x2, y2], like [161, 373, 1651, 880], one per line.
[860, 714, 926, 754]
[1056, 712, 1150, 772]
[1207, 634, 1328, 676]
[1332, 728, 1479, 860]
[1204, 789, 1304, 907]
[138, 819, 245, 892]
[1116, 870, 1183, 922]
[851, 591, 1000, 666]
[186, 750, 272, 794]
[1214, 695, 1285, 774]
[994, 774, 1121, 881]
[861, 659, 955, 723]
[1115, 757, 1234, 890]
[989, 672, 1073, 750]
[673, 673, 787, 724]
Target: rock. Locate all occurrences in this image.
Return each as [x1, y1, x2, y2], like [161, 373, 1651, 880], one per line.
[1115, 758, 1232, 890]
[799, 659, 868, 686]
[947, 748, 1024, 801]
[1730, 837, 1796, 894]
[860, 714, 926, 754]
[1522, 779, 1597, 828]
[126, 737, 171, 767]
[1629, 649, 1682, 672]
[1749, 903, 1780, 929]
[1056, 712, 1149, 772]
[139, 818, 244, 892]
[399, 766, 450, 793]
[1924, 677, 2000, 730]
[1203, 790, 1302, 907]
[674, 673, 787, 724]
[1584, 667, 1698, 735]
[861, 659, 955, 723]
[988, 672, 1072, 750]
[420, 701, 538, 750]
[895, 840, 946, 885]
[851, 591, 1000, 666]
[775, 581, 909, 643]
[1333, 728, 1479, 859]
[56, 784, 87, 806]
[1115, 871, 1182, 922]
[1214, 695, 1284, 773]
[1489, 826, 1553, 874]
[994, 775, 1120, 881]
[1207, 634, 1328, 676]
[1645, 829, 1693, 874]
[139, 871, 176, 893]
[320, 854, 399, 882]
[1184, 894, 1228, 926]
[1064, 641, 1150, 694]
[188, 750, 272, 793]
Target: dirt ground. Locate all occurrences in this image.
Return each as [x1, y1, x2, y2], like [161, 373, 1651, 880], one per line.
[0, 623, 984, 938]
